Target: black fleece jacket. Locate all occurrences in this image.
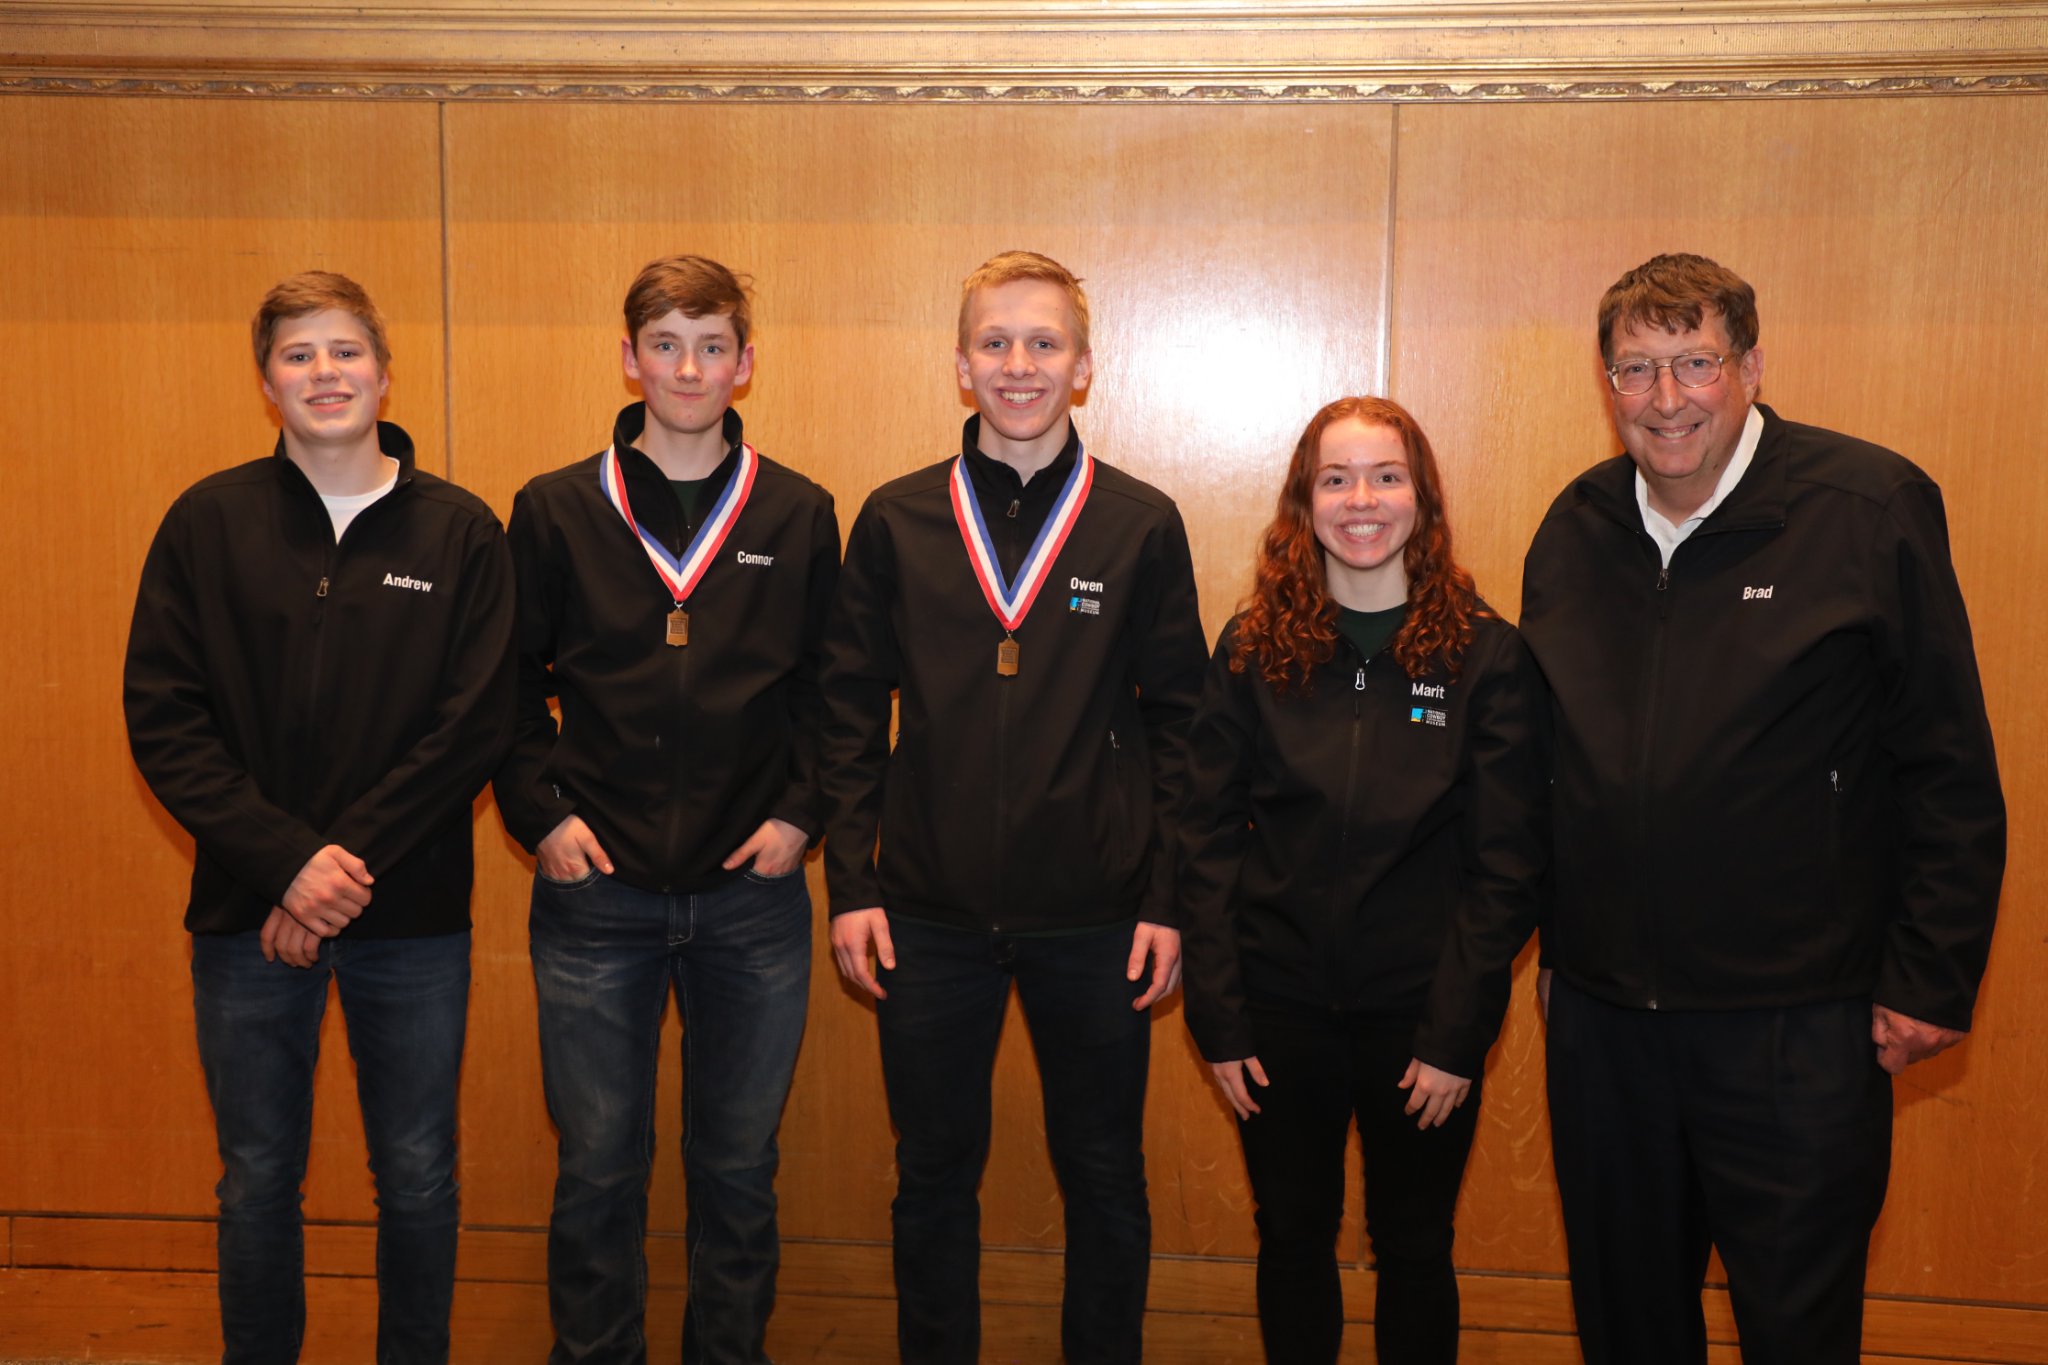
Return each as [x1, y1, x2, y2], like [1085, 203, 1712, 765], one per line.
[819, 419, 1207, 930]
[1179, 609, 1550, 1076]
[1520, 406, 2004, 1030]
[493, 405, 840, 894]
[124, 424, 515, 936]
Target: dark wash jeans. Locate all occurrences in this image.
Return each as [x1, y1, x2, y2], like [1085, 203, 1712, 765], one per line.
[1235, 1005, 1480, 1365]
[875, 914, 1154, 1365]
[530, 866, 812, 1365]
[190, 928, 470, 1365]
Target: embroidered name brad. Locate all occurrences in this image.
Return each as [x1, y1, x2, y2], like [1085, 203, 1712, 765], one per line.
[383, 573, 433, 592]
[1743, 585, 1774, 600]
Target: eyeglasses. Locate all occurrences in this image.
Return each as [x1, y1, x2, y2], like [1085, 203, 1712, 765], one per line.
[1605, 352, 1734, 396]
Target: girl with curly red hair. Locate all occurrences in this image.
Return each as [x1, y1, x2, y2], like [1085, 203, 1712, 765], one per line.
[1180, 396, 1549, 1363]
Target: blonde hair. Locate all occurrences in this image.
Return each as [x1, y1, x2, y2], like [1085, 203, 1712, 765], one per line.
[957, 250, 1090, 353]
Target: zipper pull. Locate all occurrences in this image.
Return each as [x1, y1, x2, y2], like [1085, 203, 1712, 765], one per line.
[1354, 667, 1366, 692]
[1829, 769, 1840, 793]
[316, 576, 329, 598]
[1006, 498, 1020, 519]
[1655, 566, 1669, 592]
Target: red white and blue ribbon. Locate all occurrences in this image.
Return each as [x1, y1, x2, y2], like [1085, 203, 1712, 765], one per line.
[598, 442, 758, 605]
[949, 447, 1093, 631]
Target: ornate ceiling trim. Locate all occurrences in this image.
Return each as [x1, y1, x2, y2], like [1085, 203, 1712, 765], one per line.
[4, 1, 2045, 102]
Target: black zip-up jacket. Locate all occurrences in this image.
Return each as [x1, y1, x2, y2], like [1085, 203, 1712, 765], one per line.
[1520, 407, 2004, 1030]
[1179, 610, 1550, 1076]
[123, 424, 515, 936]
[819, 419, 1207, 930]
[493, 405, 840, 894]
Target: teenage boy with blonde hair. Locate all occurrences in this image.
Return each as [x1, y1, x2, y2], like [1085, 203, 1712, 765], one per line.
[125, 270, 515, 1362]
[494, 255, 840, 1364]
[821, 250, 1207, 1364]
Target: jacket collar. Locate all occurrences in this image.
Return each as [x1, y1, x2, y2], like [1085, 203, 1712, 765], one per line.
[959, 414, 1080, 500]
[1575, 402, 1788, 536]
[269, 420, 416, 500]
[610, 402, 744, 488]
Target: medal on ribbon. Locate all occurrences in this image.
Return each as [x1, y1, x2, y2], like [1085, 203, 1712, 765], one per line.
[950, 447, 1093, 677]
[599, 441, 758, 647]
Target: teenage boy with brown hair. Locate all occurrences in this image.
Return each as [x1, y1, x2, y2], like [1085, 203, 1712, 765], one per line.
[124, 270, 515, 1363]
[493, 255, 840, 1364]
[821, 250, 1207, 1364]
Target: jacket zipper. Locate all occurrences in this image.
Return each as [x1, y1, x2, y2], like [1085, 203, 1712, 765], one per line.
[307, 549, 333, 725]
[1333, 652, 1367, 1005]
[1635, 541, 1672, 1009]
[992, 675, 1011, 934]
[660, 598, 690, 892]
[304, 483, 396, 731]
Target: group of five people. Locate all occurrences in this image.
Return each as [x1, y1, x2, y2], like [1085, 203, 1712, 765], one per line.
[123, 247, 2003, 1365]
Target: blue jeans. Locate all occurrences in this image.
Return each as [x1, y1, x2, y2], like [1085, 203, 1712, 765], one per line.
[530, 867, 812, 1365]
[875, 915, 1153, 1365]
[190, 928, 470, 1365]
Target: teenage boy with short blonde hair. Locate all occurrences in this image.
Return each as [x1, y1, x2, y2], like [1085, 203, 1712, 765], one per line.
[494, 254, 840, 1364]
[821, 250, 1207, 1364]
[125, 270, 515, 1363]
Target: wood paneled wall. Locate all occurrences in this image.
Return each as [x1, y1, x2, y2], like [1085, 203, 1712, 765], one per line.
[3, 89, 2044, 1359]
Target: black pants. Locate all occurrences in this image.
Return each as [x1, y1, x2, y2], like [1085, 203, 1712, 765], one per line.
[1546, 980, 1894, 1365]
[876, 915, 1153, 1365]
[1235, 1007, 1480, 1365]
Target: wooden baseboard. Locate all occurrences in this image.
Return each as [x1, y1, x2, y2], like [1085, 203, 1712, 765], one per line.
[5, 1213, 2045, 1363]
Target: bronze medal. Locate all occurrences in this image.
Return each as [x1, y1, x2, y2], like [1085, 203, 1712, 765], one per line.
[997, 636, 1020, 677]
[666, 607, 690, 647]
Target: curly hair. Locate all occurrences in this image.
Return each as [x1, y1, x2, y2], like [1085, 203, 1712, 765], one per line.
[1232, 396, 1484, 693]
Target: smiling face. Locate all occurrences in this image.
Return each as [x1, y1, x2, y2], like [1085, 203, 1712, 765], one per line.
[956, 278, 1093, 471]
[1311, 417, 1417, 611]
[261, 308, 389, 454]
[1607, 310, 1763, 519]
[623, 307, 753, 454]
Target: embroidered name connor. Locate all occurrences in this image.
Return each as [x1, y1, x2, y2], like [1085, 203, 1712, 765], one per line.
[383, 573, 433, 592]
[736, 551, 775, 566]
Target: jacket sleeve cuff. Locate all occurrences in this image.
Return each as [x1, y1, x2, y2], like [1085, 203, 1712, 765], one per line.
[1187, 1011, 1258, 1064]
[769, 799, 821, 847]
[503, 791, 577, 855]
[1407, 1030, 1486, 1082]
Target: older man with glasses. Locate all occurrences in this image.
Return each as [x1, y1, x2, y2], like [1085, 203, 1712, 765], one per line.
[1517, 252, 2005, 1365]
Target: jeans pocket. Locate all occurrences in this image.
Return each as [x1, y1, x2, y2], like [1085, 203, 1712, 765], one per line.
[538, 867, 602, 890]
[741, 863, 804, 884]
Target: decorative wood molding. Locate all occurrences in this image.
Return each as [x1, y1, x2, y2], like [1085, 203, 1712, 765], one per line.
[3, 1, 2047, 101]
